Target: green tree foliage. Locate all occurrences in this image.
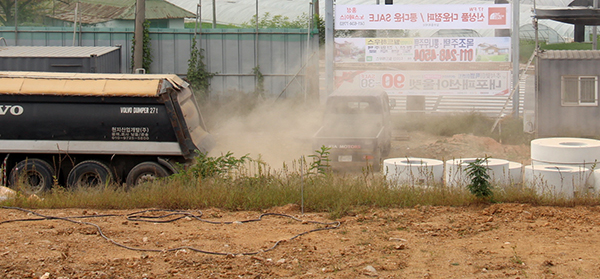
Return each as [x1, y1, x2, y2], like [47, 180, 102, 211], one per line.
[0, 0, 48, 26]
[242, 12, 324, 45]
[242, 12, 306, 29]
[465, 158, 493, 200]
[187, 36, 216, 100]
[314, 14, 325, 46]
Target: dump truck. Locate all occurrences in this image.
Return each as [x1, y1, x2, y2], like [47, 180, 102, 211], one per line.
[0, 71, 214, 193]
[313, 90, 393, 170]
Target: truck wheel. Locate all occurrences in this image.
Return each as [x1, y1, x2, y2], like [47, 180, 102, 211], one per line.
[126, 162, 169, 187]
[67, 160, 114, 188]
[9, 159, 54, 194]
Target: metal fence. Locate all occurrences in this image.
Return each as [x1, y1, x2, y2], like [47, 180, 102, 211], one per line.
[0, 27, 319, 99]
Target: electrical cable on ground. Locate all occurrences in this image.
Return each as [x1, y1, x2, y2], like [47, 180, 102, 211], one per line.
[0, 206, 341, 256]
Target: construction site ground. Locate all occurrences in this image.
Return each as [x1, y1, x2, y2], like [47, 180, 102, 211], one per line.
[3, 133, 599, 278]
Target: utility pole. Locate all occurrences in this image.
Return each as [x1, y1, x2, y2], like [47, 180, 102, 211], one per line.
[511, 0, 520, 117]
[212, 0, 216, 28]
[14, 0, 18, 46]
[325, 0, 333, 102]
[134, 0, 146, 72]
[594, 0, 598, 50]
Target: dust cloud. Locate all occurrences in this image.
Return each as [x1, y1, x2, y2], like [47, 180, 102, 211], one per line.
[206, 98, 323, 170]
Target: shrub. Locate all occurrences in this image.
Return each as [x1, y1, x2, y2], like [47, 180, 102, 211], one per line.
[465, 158, 493, 200]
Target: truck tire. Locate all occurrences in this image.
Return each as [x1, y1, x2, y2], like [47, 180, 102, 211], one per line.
[126, 162, 169, 187]
[9, 159, 54, 194]
[67, 160, 114, 188]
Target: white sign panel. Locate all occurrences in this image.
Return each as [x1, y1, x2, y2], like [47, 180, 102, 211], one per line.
[335, 70, 510, 96]
[336, 4, 511, 30]
[335, 37, 511, 63]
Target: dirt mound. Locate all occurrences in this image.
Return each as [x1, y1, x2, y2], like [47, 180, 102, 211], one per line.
[391, 132, 530, 163]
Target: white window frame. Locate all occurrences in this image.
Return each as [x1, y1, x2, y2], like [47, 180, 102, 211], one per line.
[561, 75, 598, 106]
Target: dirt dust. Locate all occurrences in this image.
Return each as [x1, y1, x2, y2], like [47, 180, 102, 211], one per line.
[389, 132, 531, 164]
[2, 134, 596, 279]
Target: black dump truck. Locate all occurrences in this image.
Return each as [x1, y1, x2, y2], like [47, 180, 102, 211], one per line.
[313, 90, 393, 170]
[0, 71, 214, 193]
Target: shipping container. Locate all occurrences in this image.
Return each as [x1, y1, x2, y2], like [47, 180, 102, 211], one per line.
[0, 46, 121, 73]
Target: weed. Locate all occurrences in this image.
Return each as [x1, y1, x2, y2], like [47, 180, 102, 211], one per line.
[251, 66, 265, 98]
[130, 20, 152, 72]
[465, 158, 493, 200]
[511, 245, 524, 265]
[308, 146, 331, 175]
[4, 152, 600, 216]
[187, 36, 216, 100]
[183, 151, 250, 179]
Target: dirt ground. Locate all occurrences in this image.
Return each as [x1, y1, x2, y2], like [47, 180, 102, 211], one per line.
[2, 203, 600, 279]
[4, 133, 599, 279]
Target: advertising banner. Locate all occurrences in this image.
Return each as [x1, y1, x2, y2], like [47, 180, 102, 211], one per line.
[335, 70, 510, 96]
[335, 37, 511, 63]
[336, 4, 511, 30]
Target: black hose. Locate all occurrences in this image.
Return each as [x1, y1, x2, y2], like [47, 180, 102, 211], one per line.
[0, 206, 340, 256]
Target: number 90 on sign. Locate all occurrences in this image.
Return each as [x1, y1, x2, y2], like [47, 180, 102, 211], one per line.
[382, 74, 405, 89]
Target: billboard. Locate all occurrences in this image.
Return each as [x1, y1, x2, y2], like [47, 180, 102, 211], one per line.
[335, 70, 510, 96]
[336, 4, 511, 30]
[335, 37, 511, 63]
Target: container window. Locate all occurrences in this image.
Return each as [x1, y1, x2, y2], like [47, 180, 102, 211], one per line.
[561, 76, 598, 106]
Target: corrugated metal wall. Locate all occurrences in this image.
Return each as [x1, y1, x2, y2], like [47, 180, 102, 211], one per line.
[0, 27, 319, 98]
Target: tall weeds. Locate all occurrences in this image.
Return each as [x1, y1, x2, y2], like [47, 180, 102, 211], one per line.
[4, 154, 600, 217]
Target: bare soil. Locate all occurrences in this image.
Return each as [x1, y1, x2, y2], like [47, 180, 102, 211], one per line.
[5, 134, 598, 279]
[2, 204, 600, 279]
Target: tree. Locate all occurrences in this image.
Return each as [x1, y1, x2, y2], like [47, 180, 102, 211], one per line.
[0, 0, 48, 26]
[242, 12, 322, 29]
[242, 12, 325, 45]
